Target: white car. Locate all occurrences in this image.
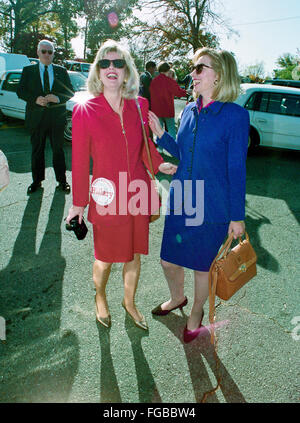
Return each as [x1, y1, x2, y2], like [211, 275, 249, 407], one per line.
[235, 83, 300, 151]
[176, 83, 300, 151]
[0, 69, 91, 141]
[65, 61, 91, 78]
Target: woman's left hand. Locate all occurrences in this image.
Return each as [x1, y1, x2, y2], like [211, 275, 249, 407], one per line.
[158, 162, 178, 175]
[228, 220, 245, 239]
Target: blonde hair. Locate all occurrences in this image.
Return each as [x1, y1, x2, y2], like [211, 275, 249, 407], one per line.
[193, 48, 240, 102]
[87, 39, 139, 99]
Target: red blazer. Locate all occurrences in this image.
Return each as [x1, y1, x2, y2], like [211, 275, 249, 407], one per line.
[150, 73, 187, 118]
[72, 94, 164, 226]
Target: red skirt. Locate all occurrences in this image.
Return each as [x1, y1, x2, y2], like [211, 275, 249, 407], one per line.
[92, 215, 149, 263]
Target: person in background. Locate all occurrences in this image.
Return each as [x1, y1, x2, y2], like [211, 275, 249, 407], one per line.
[150, 61, 187, 152]
[139, 61, 157, 107]
[17, 39, 74, 194]
[148, 48, 250, 343]
[66, 40, 177, 331]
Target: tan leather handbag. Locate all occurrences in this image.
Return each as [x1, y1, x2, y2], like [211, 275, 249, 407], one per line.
[209, 231, 257, 340]
[135, 99, 161, 223]
[201, 232, 257, 403]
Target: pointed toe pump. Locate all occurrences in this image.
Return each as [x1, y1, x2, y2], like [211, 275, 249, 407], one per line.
[95, 295, 111, 328]
[122, 300, 148, 331]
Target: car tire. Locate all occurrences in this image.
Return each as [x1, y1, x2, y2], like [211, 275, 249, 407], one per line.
[0, 109, 6, 122]
[248, 127, 259, 152]
[64, 113, 72, 142]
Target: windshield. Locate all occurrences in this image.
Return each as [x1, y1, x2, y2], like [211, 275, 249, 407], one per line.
[82, 64, 91, 72]
[69, 72, 87, 92]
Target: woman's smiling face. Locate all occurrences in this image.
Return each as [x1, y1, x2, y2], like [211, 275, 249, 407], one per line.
[99, 51, 126, 93]
[191, 55, 218, 98]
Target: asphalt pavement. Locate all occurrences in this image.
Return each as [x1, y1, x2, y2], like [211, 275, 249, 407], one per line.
[0, 120, 299, 404]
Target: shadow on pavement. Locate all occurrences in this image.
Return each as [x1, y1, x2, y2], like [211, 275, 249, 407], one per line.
[153, 313, 247, 403]
[0, 189, 79, 402]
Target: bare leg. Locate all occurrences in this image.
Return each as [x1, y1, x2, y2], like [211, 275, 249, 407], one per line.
[122, 254, 143, 321]
[159, 259, 186, 310]
[187, 270, 209, 330]
[93, 259, 112, 318]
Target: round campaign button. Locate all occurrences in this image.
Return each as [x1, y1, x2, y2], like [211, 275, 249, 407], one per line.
[91, 178, 115, 206]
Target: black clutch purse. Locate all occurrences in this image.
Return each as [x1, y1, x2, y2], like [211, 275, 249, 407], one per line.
[66, 215, 88, 240]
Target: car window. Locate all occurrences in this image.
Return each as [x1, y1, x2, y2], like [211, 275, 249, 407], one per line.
[281, 94, 300, 117]
[81, 64, 90, 72]
[257, 92, 300, 116]
[244, 92, 258, 110]
[69, 72, 87, 91]
[2, 72, 21, 92]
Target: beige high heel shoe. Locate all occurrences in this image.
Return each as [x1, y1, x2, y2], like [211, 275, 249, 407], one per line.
[122, 300, 148, 331]
[95, 295, 111, 328]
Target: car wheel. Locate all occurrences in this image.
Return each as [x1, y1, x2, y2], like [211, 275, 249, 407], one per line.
[64, 114, 72, 142]
[0, 109, 6, 122]
[248, 127, 259, 152]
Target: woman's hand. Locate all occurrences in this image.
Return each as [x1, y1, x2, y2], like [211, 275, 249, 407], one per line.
[66, 205, 85, 224]
[228, 220, 245, 239]
[148, 111, 165, 138]
[158, 162, 178, 175]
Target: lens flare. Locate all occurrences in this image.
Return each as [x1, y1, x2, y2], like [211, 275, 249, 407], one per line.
[108, 12, 119, 28]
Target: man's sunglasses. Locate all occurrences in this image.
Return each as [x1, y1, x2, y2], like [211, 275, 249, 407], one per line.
[41, 49, 53, 55]
[98, 59, 126, 69]
[191, 63, 213, 74]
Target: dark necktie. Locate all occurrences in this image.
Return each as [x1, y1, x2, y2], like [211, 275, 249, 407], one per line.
[43, 65, 50, 95]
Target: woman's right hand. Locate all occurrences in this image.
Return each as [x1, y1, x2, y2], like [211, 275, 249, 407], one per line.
[66, 205, 85, 224]
[148, 111, 165, 138]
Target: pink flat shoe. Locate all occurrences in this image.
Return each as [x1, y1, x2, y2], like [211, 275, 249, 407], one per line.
[183, 310, 204, 343]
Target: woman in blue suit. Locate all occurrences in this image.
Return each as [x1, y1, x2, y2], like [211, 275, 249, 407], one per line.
[149, 48, 250, 343]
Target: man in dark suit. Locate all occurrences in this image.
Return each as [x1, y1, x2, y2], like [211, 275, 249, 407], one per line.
[139, 61, 156, 107]
[17, 39, 74, 194]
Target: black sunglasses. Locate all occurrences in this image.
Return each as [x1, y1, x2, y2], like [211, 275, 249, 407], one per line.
[191, 63, 213, 74]
[98, 59, 126, 69]
[41, 49, 53, 55]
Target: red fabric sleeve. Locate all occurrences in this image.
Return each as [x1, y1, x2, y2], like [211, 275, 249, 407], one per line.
[171, 79, 187, 98]
[71, 104, 91, 207]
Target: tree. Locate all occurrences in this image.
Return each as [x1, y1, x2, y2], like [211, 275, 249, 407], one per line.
[274, 52, 300, 80]
[130, 0, 235, 63]
[0, 0, 82, 56]
[83, 0, 138, 61]
[242, 61, 266, 83]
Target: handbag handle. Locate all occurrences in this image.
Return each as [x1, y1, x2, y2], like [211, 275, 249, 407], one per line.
[208, 231, 249, 342]
[135, 98, 156, 182]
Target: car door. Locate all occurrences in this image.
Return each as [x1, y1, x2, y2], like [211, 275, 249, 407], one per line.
[251, 91, 300, 149]
[0, 71, 25, 120]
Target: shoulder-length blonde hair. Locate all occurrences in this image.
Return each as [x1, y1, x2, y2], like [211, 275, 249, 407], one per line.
[87, 39, 139, 99]
[193, 47, 240, 102]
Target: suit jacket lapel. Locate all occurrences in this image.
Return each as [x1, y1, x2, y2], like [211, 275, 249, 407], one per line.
[33, 63, 44, 94]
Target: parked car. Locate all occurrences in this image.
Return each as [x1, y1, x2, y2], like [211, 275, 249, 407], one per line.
[0, 52, 31, 74]
[65, 60, 91, 77]
[28, 57, 39, 65]
[0, 69, 91, 141]
[235, 83, 300, 150]
[263, 79, 300, 89]
[176, 83, 300, 151]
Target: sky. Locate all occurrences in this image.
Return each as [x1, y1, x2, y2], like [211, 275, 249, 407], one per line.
[72, 0, 300, 77]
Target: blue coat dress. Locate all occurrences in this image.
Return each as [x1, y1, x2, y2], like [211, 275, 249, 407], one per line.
[157, 99, 250, 271]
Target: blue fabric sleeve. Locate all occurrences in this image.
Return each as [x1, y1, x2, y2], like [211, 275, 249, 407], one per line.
[156, 128, 180, 159]
[227, 108, 250, 221]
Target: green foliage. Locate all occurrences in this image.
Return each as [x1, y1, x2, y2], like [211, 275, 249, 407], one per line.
[273, 53, 299, 80]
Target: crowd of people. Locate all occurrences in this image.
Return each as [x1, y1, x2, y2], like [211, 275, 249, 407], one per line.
[15, 38, 249, 344]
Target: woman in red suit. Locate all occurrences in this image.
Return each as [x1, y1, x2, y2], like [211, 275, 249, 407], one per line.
[66, 40, 177, 330]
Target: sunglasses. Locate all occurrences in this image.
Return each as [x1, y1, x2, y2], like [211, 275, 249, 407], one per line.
[98, 59, 126, 69]
[41, 49, 53, 55]
[191, 63, 213, 74]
